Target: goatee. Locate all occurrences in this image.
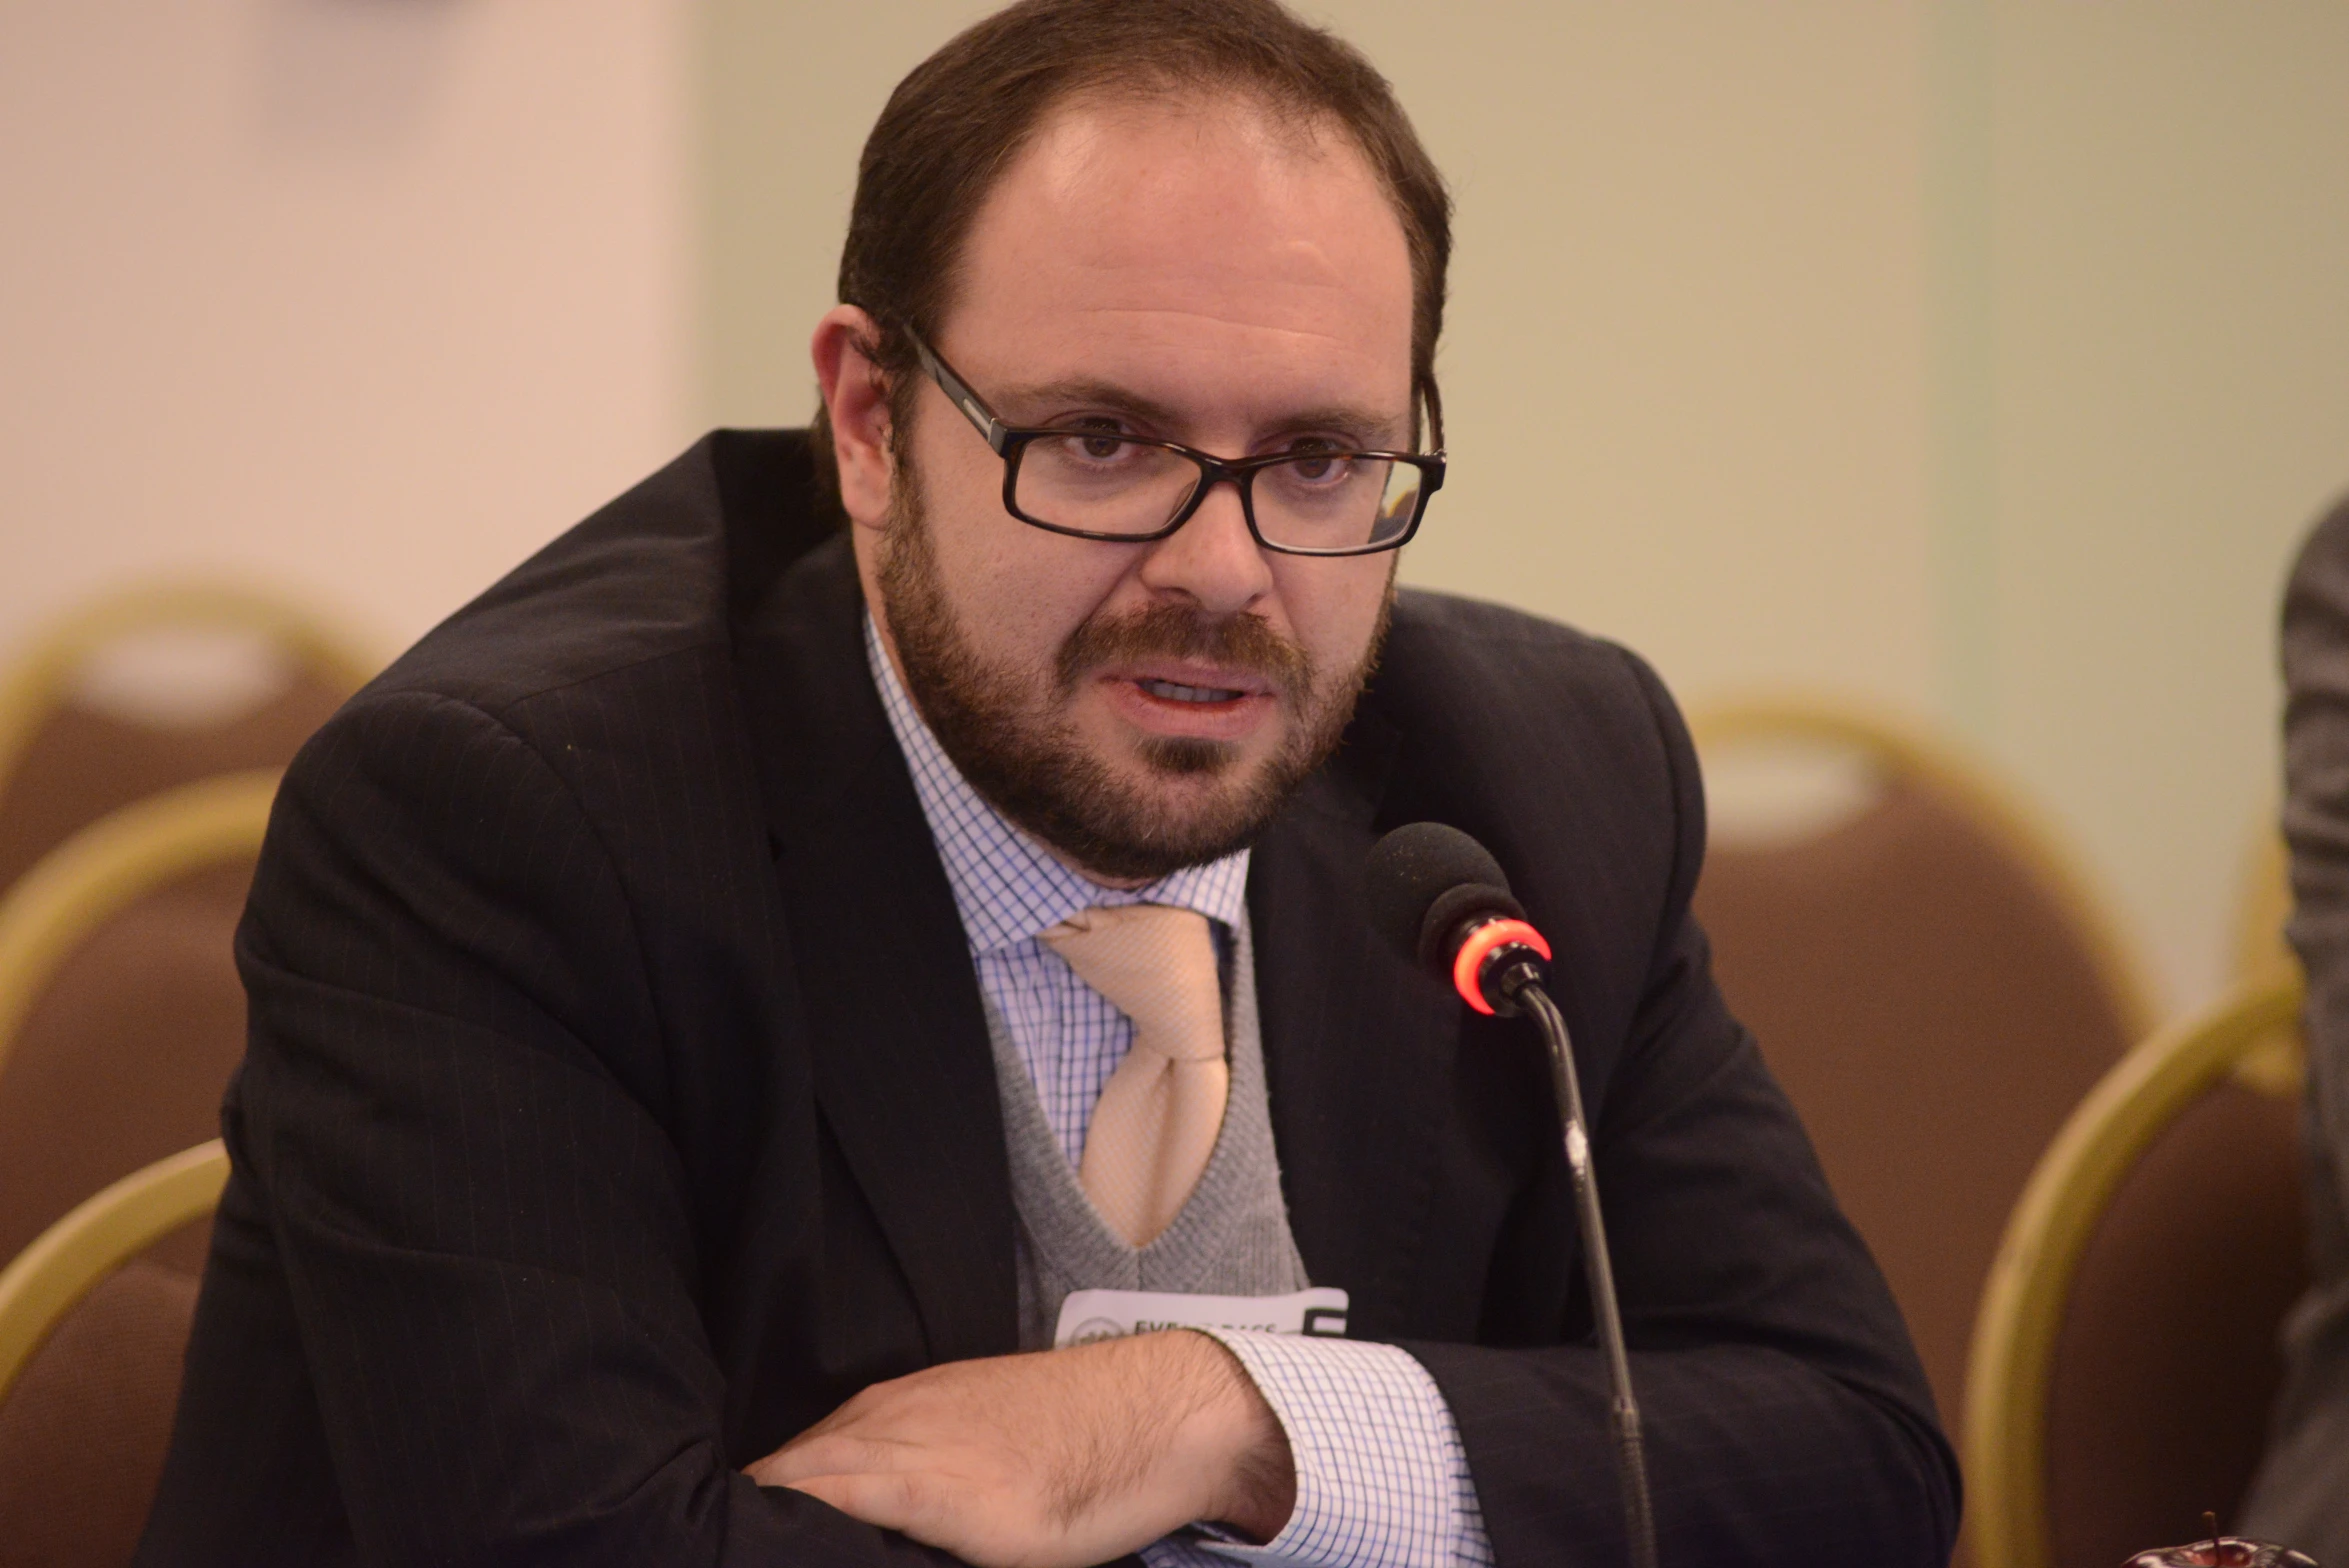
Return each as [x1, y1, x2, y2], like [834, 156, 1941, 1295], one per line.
[877, 471, 1390, 882]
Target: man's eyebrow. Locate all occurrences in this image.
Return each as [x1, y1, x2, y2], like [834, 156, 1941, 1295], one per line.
[993, 378, 1411, 447]
[1260, 405, 1412, 447]
[993, 377, 1187, 430]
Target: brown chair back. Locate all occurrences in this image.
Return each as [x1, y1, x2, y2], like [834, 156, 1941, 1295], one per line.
[0, 860, 249, 1270]
[1967, 981, 2310, 1568]
[0, 1245, 203, 1568]
[0, 773, 275, 1271]
[0, 585, 369, 894]
[0, 1143, 229, 1568]
[0, 676, 341, 893]
[1690, 706, 2150, 1564]
[2043, 1074, 2307, 1565]
[0, 856, 245, 1561]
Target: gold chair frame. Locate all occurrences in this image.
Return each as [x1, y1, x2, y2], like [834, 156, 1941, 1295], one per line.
[0, 769, 280, 1077]
[0, 1139, 229, 1408]
[1962, 977, 2306, 1568]
[2227, 824, 2301, 1098]
[2232, 826, 2293, 992]
[1688, 696, 2158, 1041]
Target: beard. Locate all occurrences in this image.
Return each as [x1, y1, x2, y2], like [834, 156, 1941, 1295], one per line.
[878, 466, 1391, 882]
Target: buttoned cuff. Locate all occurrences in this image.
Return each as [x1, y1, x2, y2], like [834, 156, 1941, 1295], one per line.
[1152, 1329, 1493, 1568]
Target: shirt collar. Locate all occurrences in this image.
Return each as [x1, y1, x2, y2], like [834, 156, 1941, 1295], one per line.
[865, 610, 1250, 956]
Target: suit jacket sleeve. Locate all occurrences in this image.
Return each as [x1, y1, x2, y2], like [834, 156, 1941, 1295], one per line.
[1402, 651, 1962, 1567]
[2239, 496, 2349, 1553]
[2284, 498, 2349, 1251]
[210, 687, 967, 1567]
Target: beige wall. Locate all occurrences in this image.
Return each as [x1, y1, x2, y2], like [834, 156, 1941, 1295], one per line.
[0, 0, 697, 654]
[1982, 3, 2349, 1009]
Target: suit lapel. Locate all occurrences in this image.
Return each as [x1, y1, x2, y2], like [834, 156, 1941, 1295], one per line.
[733, 536, 1018, 1366]
[1250, 709, 1466, 1342]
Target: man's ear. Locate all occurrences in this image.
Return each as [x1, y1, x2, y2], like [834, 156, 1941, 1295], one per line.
[811, 304, 895, 531]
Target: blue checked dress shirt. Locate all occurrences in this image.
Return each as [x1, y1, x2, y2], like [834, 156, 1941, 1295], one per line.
[866, 615, 1495, 1568]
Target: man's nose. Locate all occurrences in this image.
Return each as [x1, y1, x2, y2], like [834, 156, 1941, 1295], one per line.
[1134, 477, 1273, 615]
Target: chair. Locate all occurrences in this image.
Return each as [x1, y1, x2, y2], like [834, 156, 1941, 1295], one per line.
[1688, 698, 2154, 1564]
[0, 1140, 229, 1568]
[0, 770, 276, 1269]
[0, 583, 368, 893]
[1966, 979, 2310, 1568]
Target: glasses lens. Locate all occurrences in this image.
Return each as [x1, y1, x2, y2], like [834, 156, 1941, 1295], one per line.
[1013, 434, 1202, 536]
[1251, 452, 1422, 554]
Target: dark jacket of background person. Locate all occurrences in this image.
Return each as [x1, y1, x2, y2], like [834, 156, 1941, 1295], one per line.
[135, 430, 1958, 1567]
[2244, 491, 2349, 1556]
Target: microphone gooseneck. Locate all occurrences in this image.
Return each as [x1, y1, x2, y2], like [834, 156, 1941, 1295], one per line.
[1366, 823, 1659, 1568]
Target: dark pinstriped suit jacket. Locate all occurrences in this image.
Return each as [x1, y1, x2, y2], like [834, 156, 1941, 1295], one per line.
[137, 431, 1958, 1567]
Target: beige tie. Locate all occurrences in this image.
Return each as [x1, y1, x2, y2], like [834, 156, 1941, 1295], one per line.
[1042, 904, 1230, 1248]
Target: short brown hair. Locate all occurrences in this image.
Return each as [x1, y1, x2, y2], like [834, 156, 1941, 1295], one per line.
[810, 0, 1452, 490]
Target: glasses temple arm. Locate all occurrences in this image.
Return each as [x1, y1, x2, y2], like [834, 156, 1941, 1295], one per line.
[906, 329, 1012, 454]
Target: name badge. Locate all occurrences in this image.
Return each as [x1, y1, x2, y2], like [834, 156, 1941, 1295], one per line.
[1053, 1286, 1349, 1348]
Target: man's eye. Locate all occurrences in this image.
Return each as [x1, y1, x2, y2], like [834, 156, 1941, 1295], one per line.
[1039, 422, 1134, 462]
[1281, 439, 1350, 481]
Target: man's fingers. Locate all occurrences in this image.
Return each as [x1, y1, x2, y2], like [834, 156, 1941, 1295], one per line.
[742, 1341, 1257, 1567]
[784, 1471, 1054, 1568]
[747, 1432, 914, 1488]
[779, 1469, 921, 1530]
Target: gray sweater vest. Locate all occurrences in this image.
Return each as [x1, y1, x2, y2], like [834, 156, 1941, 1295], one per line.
[982, 919, 1313, 1351]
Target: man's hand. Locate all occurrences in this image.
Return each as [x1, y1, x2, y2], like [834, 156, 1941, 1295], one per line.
[746, 1330, 1295, 1568]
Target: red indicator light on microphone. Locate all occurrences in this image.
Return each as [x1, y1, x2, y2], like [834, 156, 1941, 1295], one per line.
[1452, 917, 1552, 1015]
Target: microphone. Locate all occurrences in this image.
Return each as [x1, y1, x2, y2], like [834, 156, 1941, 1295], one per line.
[1365, 821, 1553, 1016]
[1366, 822, 1659, 1568]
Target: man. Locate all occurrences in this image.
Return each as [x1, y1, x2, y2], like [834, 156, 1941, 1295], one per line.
[140, 2, 1959, 1564]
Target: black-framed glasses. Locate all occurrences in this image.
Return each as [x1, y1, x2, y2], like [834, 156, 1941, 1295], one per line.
[906, 328, 1444, 557]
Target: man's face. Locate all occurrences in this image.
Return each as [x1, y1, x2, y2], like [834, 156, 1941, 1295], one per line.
[861, 92, 1415, 883]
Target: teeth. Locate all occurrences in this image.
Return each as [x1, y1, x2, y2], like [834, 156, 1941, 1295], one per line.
[1139, 678, 1244, 703]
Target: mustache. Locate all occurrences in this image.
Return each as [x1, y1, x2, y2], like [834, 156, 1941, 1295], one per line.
[1054, 602, 1316, 699]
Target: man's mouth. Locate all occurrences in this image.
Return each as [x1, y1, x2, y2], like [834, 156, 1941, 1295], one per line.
[1096, 666, 1279, 744]
[1136, 678, 1250, 704]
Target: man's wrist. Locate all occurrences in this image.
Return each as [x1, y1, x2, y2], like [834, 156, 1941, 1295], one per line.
[1168, 1330, 1296, 1542]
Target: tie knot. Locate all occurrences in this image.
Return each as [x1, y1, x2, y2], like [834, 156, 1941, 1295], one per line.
[1042, 904, 1224, 1061]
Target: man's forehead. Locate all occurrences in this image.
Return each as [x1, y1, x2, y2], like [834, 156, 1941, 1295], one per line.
[944, 89, 1413, 392]
[1022, 87, 1344, 203]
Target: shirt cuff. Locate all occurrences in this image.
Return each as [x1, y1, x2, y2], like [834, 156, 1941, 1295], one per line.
[1169, 1329, 1495, 1568]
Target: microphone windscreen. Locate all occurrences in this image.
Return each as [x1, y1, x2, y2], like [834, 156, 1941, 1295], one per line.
[1365, 822, 1526, 975]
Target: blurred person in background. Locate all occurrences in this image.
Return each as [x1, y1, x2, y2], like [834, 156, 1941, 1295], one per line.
[2243, 490, 2349, 1558]
[136, 2, 1955, 1564]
